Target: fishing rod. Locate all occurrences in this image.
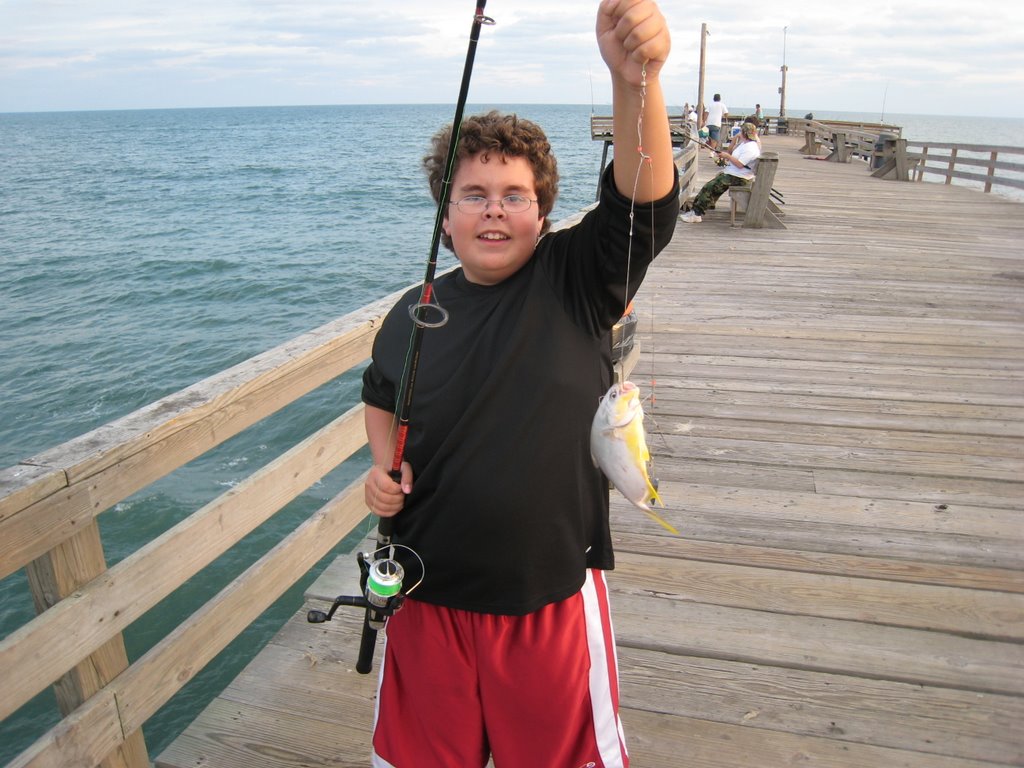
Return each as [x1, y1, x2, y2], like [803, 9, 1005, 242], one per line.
[307, 1, 495, 676]
[683, 130, 785, 203]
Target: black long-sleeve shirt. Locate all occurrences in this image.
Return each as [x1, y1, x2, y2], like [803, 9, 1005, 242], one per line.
[362, 165, 679, 614]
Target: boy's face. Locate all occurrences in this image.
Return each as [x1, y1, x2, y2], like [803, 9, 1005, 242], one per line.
[444, 152, 545, 285]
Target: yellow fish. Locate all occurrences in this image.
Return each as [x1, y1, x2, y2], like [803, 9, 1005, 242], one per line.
[590, 381, 679, 535]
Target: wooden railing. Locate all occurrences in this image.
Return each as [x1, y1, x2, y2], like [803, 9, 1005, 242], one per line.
[589, 113, 691, 142]
[790, 117, 902, 135]
[907, 141, 1024, 195]
[865, 136, 1024, 196]
[673, 139, 699, 203]
[779, 118, 1024, 196]
[591, 113, 695, 201]
[0, 289, 405, 768]
[721, 115, 785, 135]
[784, 117, 902, 162]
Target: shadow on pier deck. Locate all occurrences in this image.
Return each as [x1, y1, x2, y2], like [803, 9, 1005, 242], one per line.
[157, 134, 1024, 768]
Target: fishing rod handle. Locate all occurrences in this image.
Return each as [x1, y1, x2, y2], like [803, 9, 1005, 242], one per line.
[355, 622, 378, 674]
[377, 509, 395, 542]
[354, 507, 397, 674]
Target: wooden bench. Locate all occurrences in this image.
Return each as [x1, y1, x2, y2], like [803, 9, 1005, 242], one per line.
[728, 152, 785, 229]
[801, 128, 827, 155]
[826, 131, 857, 162]
[870, 135, 923, 181]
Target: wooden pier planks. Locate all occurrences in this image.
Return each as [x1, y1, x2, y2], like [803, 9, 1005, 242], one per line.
[156, 134, 1024, 768]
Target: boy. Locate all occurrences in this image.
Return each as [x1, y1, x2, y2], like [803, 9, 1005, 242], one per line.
[361, 1, 677, 765]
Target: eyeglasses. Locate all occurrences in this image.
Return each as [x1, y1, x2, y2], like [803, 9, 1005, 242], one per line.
[449, 195, 537, 215]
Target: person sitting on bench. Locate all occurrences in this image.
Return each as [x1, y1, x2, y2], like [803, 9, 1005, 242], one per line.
[681, 121, 761, 223]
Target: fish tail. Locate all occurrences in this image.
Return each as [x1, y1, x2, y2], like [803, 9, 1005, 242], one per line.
[643, 508, 681, 536]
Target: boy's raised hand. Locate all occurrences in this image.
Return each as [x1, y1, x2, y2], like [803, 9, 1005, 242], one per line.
[596, 0, 671, 86]
[597, 0, 674, 201]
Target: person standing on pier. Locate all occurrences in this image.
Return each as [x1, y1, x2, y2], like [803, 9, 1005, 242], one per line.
[360, 1, 679, 766]
[681, 120, 761, 223]
[703, 92, 728, 149]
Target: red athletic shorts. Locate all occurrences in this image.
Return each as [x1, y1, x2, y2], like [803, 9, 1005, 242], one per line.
[371, 569, 629, 767]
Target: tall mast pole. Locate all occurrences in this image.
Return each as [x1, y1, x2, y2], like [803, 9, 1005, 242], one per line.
[696, 23, 708, 128]
[779, 26, 788, 120]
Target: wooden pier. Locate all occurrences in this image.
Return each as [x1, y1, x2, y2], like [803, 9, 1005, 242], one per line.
[154, 134, 1024, 767]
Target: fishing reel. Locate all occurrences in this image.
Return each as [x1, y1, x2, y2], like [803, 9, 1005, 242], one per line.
[307, 548, 407, 626]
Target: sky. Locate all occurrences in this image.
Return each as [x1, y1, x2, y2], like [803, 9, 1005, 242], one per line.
[2, 0, 1024, 118]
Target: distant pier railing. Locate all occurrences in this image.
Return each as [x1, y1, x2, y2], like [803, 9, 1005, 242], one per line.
[0, 291, 400, 768]
[785, 117, 903, 162]
[590, 114, 699, 204]
[784, 117, 1024, 197]
[908, 141, 1024, 195]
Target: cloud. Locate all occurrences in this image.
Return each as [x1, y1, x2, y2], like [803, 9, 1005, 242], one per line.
[0, 0, 1022, 116]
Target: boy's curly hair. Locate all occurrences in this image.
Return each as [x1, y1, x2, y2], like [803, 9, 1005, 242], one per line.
[423, 110, 559, 251]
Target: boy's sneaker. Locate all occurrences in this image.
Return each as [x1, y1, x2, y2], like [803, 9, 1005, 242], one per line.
[680, 210, 702, 223]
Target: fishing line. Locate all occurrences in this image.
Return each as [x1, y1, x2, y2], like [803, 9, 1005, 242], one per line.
[625, 65, 660, 417]
[624, 63, 651, 319]
[621, 62, 667, 493]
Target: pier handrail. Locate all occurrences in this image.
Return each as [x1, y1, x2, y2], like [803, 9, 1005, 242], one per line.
[784, 118, 892, 160]
[782, 120, 1024, 197]
[0, 289, 405, 767]
[673, 139, 699, 202]
[591, 113, 696, 202]
[867, 135, 1024, 195]
[907, 140, 1024, 194]
[784, 116, 903, 138]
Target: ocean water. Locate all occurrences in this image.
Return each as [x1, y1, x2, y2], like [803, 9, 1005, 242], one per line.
[0, 104, 1020, 763]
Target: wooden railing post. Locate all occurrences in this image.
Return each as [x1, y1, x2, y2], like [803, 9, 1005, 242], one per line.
[894, 138, 910, 181]
[829, 131, 849, 162]
[871, 136, 911, 182]
[985, 151, 998, 193]
[800, 125, 820, 155]
[946, 148, 958, 185]
[26, 521, 150, 768]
